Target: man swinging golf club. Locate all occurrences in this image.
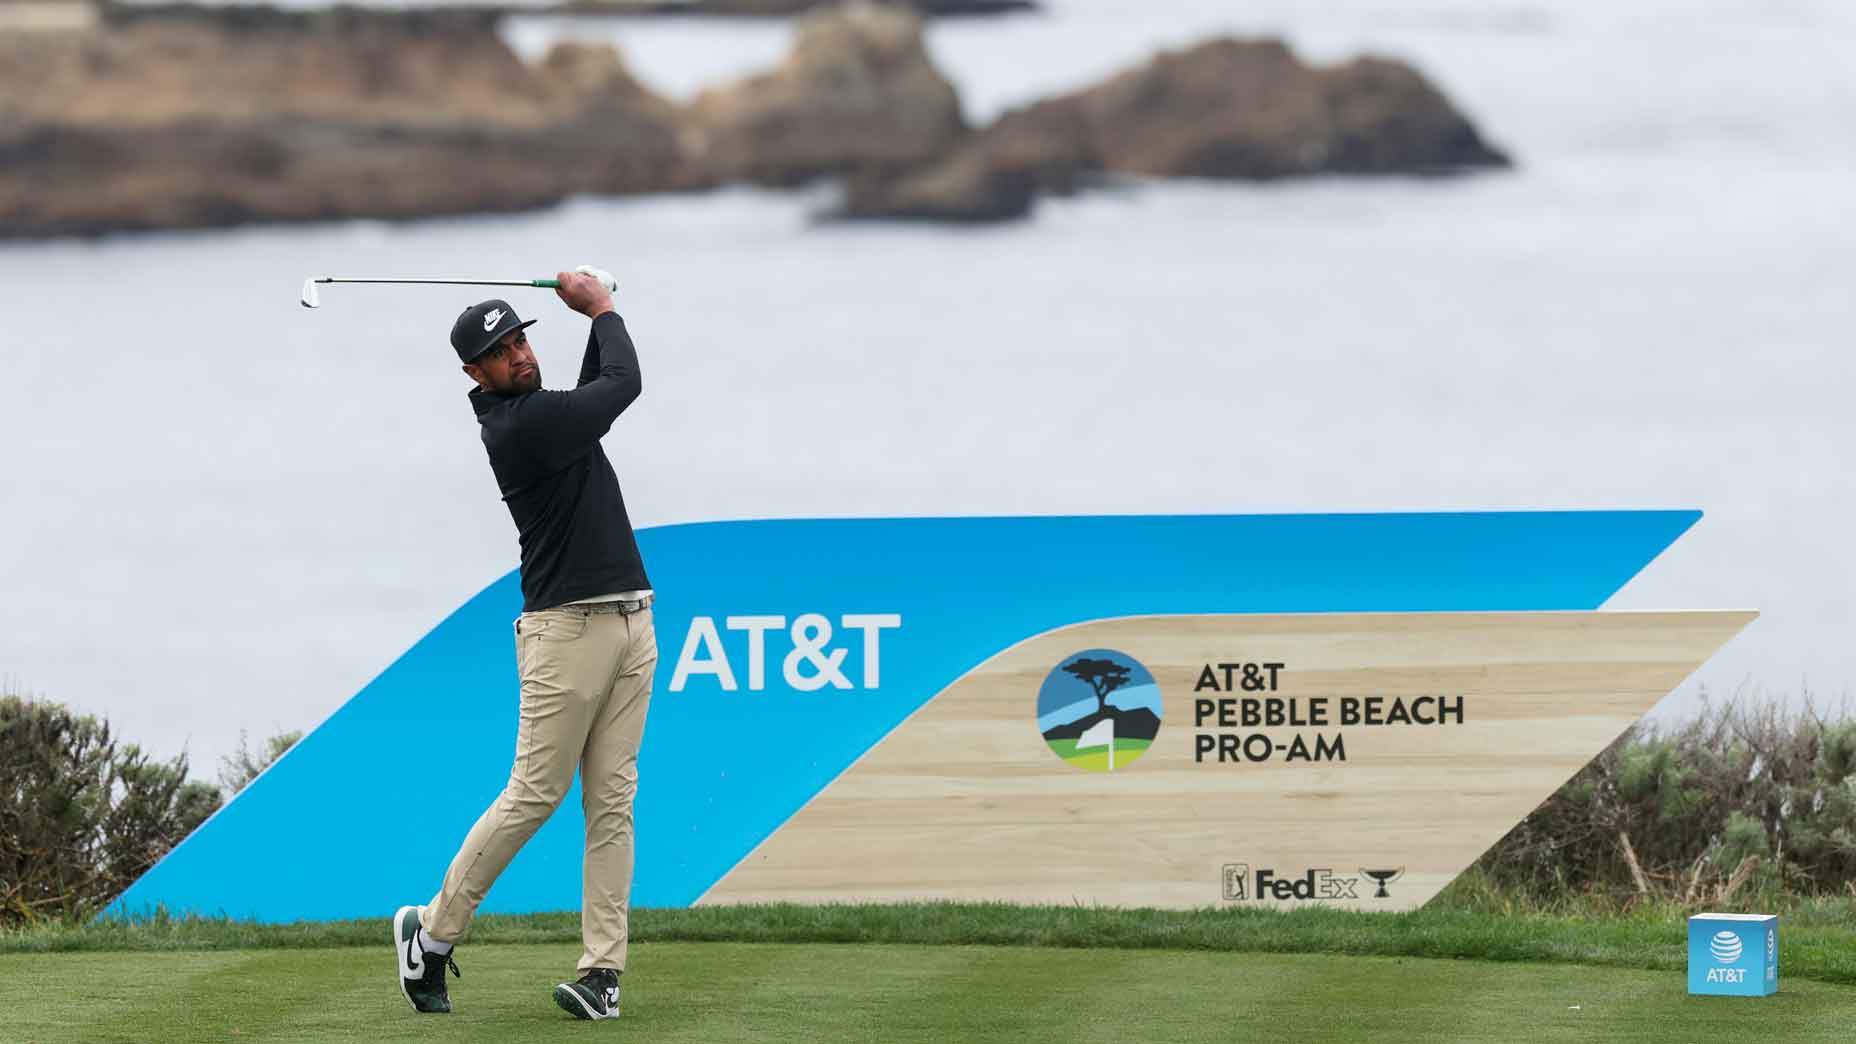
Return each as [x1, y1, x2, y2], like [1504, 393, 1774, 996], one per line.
[394, 266, 655, 1021]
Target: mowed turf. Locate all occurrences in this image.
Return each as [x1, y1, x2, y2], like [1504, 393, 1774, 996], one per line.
[4, 941, 1849, 1044]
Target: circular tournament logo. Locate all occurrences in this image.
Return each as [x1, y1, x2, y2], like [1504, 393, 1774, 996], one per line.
[1036, 649, 1163, 772]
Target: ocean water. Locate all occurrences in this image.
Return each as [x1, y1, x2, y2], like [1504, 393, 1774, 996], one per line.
[4, 0, 1852, 776]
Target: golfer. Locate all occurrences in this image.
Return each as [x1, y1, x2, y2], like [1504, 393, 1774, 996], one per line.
[395, 268, 655, 1021]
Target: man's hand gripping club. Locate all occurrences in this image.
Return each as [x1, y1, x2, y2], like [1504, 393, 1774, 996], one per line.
[556, 266, 617, 319]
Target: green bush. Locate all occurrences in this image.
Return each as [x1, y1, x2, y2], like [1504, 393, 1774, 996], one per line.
[0, 695, 221, 926]
[1468, 693, 1856, 906]
[217, 727, 303, 794]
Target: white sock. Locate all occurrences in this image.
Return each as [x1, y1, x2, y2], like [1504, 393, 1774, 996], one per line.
[417, 928, 453, 955]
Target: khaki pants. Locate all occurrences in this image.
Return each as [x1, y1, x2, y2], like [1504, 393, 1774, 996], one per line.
[425, 605, 656, 974]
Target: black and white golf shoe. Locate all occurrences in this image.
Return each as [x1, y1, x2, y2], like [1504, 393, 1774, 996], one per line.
[553, 967, 621, 1020]
[393, 905, 460, 1014]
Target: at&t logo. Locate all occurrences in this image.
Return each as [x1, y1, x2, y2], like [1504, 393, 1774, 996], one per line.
[1710, 931, 1743, 963]
[669, 613, 902, 692]
[1705, 930, 1748, 984]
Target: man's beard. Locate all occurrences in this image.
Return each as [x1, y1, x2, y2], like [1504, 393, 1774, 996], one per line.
[503, 368, 542, 394]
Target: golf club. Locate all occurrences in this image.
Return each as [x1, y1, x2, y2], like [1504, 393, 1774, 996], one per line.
[300, 276, 562, 309]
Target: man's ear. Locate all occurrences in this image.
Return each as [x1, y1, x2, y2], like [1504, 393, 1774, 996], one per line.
[462, 363, 484, 387]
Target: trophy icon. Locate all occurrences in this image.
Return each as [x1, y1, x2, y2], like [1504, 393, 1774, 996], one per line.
[1359, 867, 1405, 899]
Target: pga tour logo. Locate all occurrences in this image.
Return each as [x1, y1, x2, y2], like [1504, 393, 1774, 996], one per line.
[669, 613, 902, 692]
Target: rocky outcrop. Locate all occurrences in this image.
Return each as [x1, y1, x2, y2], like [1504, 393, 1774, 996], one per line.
[554, 0, 1035, 13]
[683, 0, 964, 185]
[0, 4, 1511, 237]
[104, 0, 1036, 22]
[841, 148, 1035, 222]
[1053, 37, 1507, 178]
[0, 8, 691, 236]
[841, 37, 1511, 221]
[0, 0, 97, 33]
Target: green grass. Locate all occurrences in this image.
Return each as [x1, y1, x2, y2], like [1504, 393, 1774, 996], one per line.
[4, 941, 1850, 1044]
[7, 899, 1856, 984]
[6, 900, 1853, 1042]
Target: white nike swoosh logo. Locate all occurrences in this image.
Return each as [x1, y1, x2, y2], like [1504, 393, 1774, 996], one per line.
[483, 308, 505, 332]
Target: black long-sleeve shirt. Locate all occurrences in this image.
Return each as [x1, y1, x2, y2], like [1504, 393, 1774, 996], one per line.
[468, 310, 651, 612]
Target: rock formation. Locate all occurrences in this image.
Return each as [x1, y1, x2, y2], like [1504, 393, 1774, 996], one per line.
[555, 0, 1035, 13]
[683, 0, 964, 185]
[0, 3, 1512, 237]
[0, 8, 689, 236]
[842, 37, 1511, 221]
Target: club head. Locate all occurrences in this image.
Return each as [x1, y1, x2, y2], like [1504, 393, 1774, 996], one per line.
[299, 278, 321, 309]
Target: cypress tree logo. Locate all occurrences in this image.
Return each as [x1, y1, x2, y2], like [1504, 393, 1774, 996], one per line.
[1037, 649, 1163, 772]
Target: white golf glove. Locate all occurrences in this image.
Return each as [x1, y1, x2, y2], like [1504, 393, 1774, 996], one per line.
[575, 264, 618, 293]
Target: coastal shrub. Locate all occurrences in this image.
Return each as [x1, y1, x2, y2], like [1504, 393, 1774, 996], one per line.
[1470, 692, 1856, 905]
[217, 728, 303, 795]
[0, 695, 220, 927]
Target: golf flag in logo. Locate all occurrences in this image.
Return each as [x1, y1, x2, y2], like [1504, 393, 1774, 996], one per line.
[1075, 718, 1116, 771]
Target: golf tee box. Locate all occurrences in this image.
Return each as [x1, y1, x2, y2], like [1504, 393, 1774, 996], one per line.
[1688, 913, 1778, 996]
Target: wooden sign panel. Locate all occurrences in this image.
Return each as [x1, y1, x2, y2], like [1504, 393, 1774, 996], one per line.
[704, 611, 1755, 910]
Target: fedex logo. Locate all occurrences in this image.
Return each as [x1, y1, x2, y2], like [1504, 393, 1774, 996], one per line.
[669, 613, 902, 693]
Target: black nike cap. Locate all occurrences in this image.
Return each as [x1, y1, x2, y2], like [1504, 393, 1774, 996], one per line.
[450, 299, 538, 364]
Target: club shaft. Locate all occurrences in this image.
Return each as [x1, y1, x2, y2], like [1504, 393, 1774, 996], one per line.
[312, 277, 557, 287]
